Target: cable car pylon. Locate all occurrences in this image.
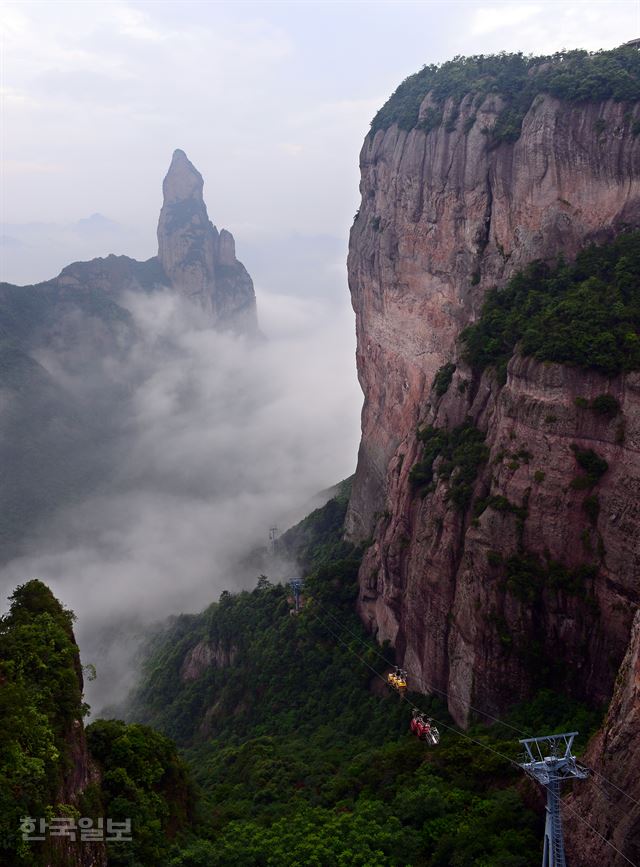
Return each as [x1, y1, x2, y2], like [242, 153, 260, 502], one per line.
[289, 578, 304, 614]
[310, 601, 634, 865]
[519, 732, 589, 867]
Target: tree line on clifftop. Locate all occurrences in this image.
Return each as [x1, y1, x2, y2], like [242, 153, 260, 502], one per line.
[371, 47, 640, 144]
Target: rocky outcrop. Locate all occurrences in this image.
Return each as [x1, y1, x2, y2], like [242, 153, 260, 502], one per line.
[180, 639, 238, 681]
[157, 149, 258, 333]
[565, 608, 640, 866]
[3, 148, 259, 337]
[50, 718, 107, 867]
[346, 60, 640, 865]
[0, 150, 259, 557]
[50, 629, 108, 867]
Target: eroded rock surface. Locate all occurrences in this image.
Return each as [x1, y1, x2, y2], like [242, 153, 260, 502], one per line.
[180, 639, 238, 681]
[157, 149, 258, 332]
[347, 81, 640, 864]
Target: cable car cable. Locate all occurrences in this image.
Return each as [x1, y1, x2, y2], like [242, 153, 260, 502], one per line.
[308, 606, 637, 867]
[541, 788, 637, 867]
[583, 767, 640, 810]
[310, 607, 520, 763]
[315, 600, 527, 736]
[314, 599, 640, 811]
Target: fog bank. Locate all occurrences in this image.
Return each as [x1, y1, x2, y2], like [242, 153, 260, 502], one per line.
[0, 281, 360, 710]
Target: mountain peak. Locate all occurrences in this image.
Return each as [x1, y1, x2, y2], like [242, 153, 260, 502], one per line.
[162, 148, 204, 206]
[157, 151, 258, 334]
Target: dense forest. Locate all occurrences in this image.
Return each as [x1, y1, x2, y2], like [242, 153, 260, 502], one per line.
[125, 488, 601, 866]
[370, 46, 640, 142]
[0, 486, 604, 865]
[0, 580, 195, 866]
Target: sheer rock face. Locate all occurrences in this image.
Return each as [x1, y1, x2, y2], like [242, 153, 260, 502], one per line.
[157, 149, 258, 333]
[347, 94, 640, 540]
[347, 91, 640, 862]
[52, 640, 107, 867]
[565, 608, 640, 866]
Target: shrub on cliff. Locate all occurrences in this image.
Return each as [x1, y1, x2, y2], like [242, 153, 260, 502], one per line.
[410, 421, 489, 509]
[461, 231, 640, 379]
[432, 362, 456, 396]
[503, 553, 599, 603]
[570, 445, 609, 489]
[590, 393, 621, 417]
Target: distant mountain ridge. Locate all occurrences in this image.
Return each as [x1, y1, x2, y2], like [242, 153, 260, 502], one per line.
[1, 148, 258, 335]
[0, 150, 259, 557]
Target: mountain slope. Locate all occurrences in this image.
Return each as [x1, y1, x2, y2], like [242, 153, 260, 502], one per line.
[124, 485, 608, 866]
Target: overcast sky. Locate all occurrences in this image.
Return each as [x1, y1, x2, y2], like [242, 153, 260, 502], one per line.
[1, 0, 637, 288]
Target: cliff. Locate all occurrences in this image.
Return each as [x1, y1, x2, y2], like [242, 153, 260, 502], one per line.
[566, 608, 640, 865]
[346, 48, 640, 863]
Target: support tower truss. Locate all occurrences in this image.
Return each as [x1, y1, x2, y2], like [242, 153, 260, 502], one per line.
[519, 732, 589, 867]
[289, 578, 303, 614]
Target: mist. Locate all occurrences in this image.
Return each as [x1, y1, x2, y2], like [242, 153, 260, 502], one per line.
[4, 0, 631, 722]
[0, 279, 361, 711]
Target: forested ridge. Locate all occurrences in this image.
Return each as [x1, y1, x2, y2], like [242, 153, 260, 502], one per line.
[0, 581, 195, 866]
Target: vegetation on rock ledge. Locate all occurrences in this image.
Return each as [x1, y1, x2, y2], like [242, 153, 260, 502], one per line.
[410, 421, 489, 509]
[370, 47, 640, 143]
[432, 362, 456, 397]
[461, 231, 640, 381]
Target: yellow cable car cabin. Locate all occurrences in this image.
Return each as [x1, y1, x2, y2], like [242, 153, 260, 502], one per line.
[387, 667, 408, 694]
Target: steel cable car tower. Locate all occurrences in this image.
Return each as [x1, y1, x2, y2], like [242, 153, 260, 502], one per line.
[289, 578, 303, 614]
[268, 527, 279, 555]
[519, 732, 589, 867]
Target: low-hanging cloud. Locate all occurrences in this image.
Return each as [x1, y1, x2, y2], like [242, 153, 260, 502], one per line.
[0, 283, 361, 711]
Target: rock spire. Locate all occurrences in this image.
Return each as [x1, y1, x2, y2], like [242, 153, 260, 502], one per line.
[157, 148, 258, 333]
